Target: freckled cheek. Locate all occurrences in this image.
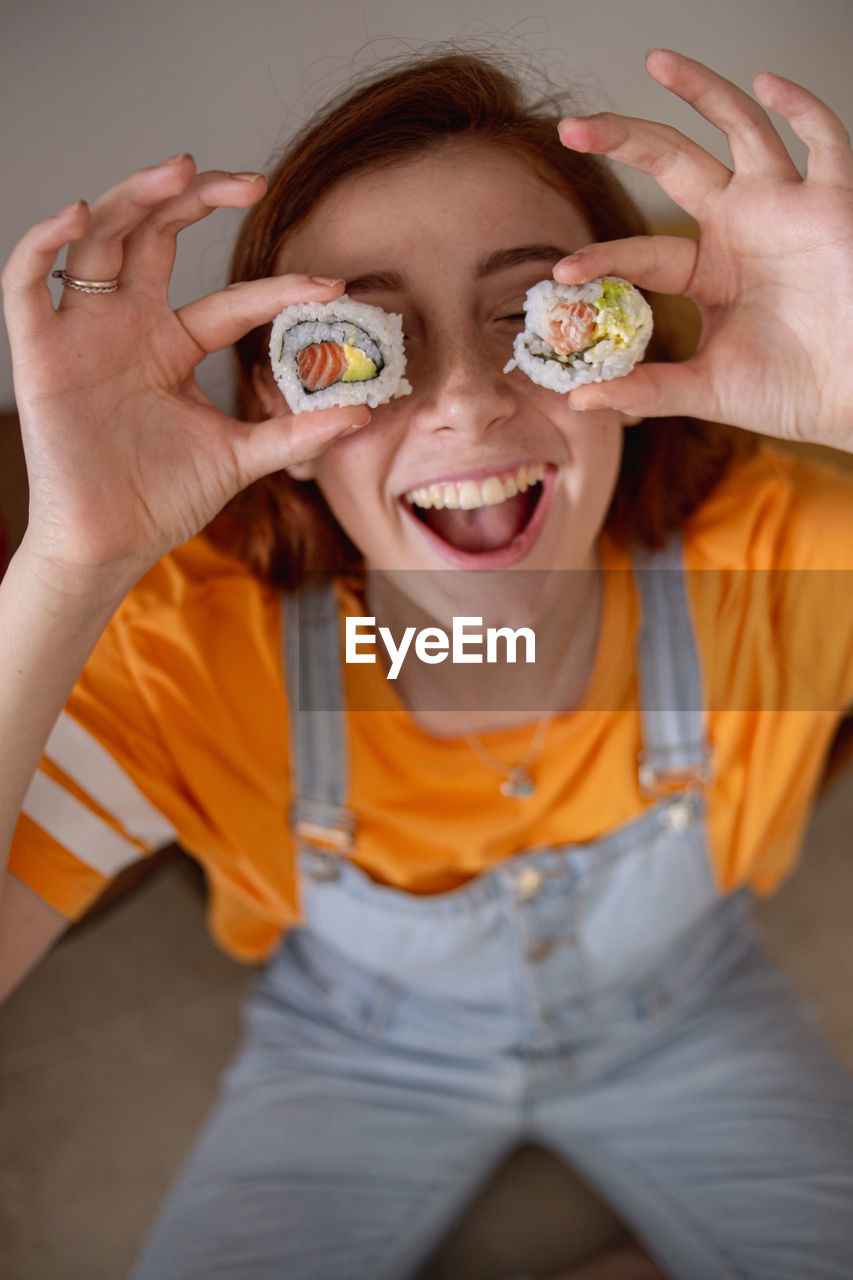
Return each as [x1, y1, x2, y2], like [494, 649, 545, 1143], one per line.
[549, 401, 624, 455]
[311, 424, 401, 527]
[554, 412, 623, 504]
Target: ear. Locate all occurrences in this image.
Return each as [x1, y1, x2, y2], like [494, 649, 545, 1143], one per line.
[252, 368, 317, 481]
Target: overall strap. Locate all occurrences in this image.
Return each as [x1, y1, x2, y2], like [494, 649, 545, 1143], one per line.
[631, 532, 714, 796]
[281, 580, 356, 853]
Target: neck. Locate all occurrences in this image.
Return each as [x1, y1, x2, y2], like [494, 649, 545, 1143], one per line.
[364, 553, 603, 738]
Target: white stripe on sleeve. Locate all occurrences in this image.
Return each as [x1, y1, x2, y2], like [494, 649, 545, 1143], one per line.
[43, 712, 177, 850]
[21, 772, 149, 877]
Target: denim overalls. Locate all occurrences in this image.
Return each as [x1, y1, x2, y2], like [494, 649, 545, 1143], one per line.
[130, 538, 853, 1280]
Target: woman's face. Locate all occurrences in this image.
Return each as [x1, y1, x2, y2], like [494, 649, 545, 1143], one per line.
[273, 142, 628, 584]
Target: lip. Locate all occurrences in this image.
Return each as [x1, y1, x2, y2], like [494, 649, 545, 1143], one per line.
[399, 462, 557, 569]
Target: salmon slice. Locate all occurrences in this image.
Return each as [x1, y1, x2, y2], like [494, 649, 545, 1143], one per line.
[297, 342, 348, 391]
[544, 300, 597, 355]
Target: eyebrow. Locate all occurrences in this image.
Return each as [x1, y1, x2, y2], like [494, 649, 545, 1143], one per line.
[475, 244, 567, 278]
[345, 244, 567, 294]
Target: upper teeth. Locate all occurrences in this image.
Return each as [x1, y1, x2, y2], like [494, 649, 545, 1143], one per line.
[404, 463, 546, 510]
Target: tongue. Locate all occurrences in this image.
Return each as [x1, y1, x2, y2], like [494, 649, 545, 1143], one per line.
[418, 488, 537, 553]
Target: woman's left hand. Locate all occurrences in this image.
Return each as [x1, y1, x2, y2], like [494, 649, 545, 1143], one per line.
[554, 49, 853, 452]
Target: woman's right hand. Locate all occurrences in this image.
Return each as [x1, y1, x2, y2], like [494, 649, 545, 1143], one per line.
[554, 51, 853, 453]
[1, 155, 368, 593]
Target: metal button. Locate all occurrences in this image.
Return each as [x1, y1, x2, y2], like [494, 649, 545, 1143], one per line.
[303, 851, 341, 882]
[514, 866, 544, 902]
[660, 798, 693, 832]
[526, 938, 553, 962]
[526, 934, 576, 963]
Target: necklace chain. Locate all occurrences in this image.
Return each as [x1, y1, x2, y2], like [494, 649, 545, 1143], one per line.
[464, 714, 554, 798]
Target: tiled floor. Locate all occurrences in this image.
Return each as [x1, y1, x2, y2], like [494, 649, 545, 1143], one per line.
[1, 775, 852, 1280]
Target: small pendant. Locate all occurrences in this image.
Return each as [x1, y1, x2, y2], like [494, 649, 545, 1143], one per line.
[500, 767, 535, 798]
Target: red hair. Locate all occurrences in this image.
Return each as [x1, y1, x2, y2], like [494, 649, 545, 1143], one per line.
[213, 49, 754, 585]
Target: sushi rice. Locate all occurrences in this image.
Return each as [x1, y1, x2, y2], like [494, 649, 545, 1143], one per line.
[269, 296, 412, 413]
[505, 277, 653, 391]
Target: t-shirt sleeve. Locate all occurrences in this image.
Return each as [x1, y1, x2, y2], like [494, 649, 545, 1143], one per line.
[8, 612, 181, 921]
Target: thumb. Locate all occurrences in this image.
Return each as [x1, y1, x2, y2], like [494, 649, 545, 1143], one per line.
[230, 405, 372, 488]
[567, 362, 710, 421]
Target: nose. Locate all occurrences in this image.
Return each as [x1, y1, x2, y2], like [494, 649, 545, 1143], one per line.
[404, 322, 518, 442]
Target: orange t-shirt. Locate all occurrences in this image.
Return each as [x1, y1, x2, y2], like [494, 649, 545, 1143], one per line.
[9, 446, 853, 962]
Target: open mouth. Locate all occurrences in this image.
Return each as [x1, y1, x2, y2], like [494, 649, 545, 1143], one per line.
[401, 462, 551, 561]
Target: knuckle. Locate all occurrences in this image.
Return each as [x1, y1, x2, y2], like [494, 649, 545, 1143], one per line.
[648, 121, 683, 151]
[83, 221, 126, 249]
[146, 211, 182, 235]
[725, 116, 756, 145]
[148, 198, 214, 237]
[645, 135, 685, 180]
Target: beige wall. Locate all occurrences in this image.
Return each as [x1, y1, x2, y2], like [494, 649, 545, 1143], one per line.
[2, 0, 851, 411]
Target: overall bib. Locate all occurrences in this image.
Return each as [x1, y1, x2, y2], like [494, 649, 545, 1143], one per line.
[130, 538, 853, 1280]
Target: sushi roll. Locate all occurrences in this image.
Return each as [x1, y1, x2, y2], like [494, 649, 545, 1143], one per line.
[269, 296, 412, 413]
[505, 277, 653, 391]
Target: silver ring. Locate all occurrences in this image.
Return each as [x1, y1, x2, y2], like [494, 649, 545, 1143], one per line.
[51, 269, 119, 294]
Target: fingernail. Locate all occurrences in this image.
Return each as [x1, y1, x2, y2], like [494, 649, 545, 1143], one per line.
[310, 275, 345, 286]
[164, 152, 193, 165]
[558, 119, 591, 151]
[230, 171, 264, 183]
[346, 413, 372, 431]
[557, 252, 584, 266]
[52, 199, 86, 219]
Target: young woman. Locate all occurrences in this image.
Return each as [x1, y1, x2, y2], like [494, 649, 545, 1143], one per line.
[2, 46, 852, 1280]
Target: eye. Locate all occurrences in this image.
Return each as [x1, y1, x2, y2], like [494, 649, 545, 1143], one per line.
[497, 312, 526, 326]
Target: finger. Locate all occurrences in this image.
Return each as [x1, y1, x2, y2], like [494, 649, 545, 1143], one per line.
[176, 274, 346, 354]
[1, 199, 90, 339]
[752, 69, 853, 185]
[645, 49, 800, 181]
[558, 112, 729, 219]
[231, 404, 372, 489]
[62, 154, 197, 286]
[566, 360, 717, 423]
[553, 235, 698, 298]
[120, 170, 267, 288]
